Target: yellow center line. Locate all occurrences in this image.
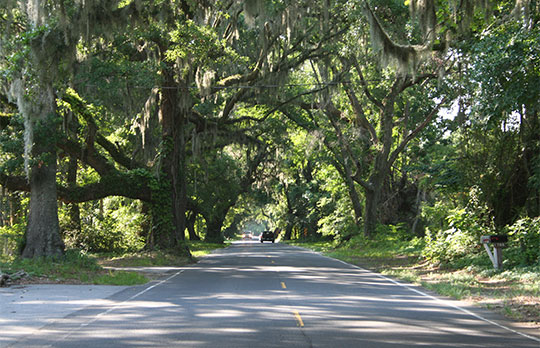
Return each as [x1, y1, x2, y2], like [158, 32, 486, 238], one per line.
[293, 310, 304, 327]
[281, 282, 287, 289]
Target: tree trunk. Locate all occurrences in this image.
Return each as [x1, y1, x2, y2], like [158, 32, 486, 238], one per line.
[361, 77, 404, 238]
[64, 157, 81, 237]
[343, 168, 363, 231]
[10, 79, 64, 258]
[170, 125, 187, 244]
[411, 188, 426, 236]
[283, 185, 295, 241]
[171, 79, 190, 245]
[21, 86, 64, 257]
[0, 188, 6, 227]
[186, 212, 200, 241]
[204, 213, 226, 243]
[283, 223, 293, 240]
[363, 187, 378, 238]
[140, 202, 152, 245]
[155, 61, 190, 252]
[363, 169, 386, 239]
[9, 195, 17, 226]
[23, 150, 64, 258]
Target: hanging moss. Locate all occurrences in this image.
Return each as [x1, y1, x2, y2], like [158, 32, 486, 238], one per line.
[243, 0, 264, 27]
[513, 0, 531, 25]
[409, 0, 436, 42]
[195, 68, 216, 98]
[362, 2, 431, 75]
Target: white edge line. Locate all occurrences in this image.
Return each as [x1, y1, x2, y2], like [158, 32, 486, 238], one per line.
[291, 245, 540, 343]
[59, 270, 185, 340]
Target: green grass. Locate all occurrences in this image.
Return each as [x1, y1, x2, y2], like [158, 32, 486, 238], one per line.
[96, 241, 227, 268]
[93, 270, 149, 285]
[189, 241, 228, 258]
[0, 249, 149, 285]
[0, 241, 227, 286]
[96, 250, 192, 268]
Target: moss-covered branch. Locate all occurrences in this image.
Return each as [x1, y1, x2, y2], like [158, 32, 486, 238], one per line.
[0, 169, 153, 204]
[0, 172, 28, 192]
[58, 137, 116, 176]
[58, 170, 153, 204]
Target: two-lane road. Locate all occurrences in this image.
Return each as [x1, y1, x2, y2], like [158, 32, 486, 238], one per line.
[14, 242, 540, 347]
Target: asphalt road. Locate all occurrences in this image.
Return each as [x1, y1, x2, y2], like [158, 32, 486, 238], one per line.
[12, 242, 540, 347]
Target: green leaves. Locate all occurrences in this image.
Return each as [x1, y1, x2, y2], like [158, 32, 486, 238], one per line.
[166, 20, 246, 69]
[506, 217, 540, 265]
[468, 23, 540, 121]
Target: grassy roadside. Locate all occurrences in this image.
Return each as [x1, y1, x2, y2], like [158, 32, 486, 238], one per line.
[0, 241, 227, 286]
[0, 249, 148, 285]
[285, 239, 540, 328]
[95, 241, 227, 268]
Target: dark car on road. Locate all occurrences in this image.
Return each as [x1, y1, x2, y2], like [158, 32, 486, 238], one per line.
[260, 231, 275, 243]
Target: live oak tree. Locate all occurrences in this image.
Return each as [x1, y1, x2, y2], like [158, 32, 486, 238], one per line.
[189, 144, 267, 243]
[0, 0, 142, 257]
[2, 0, 538, 260]
[273, 1, 446, 238]
[154, 0, 351, 242]
[292, 0, 529, 238]
[442, 2, 540, 227]
[0, 0, 350, 255]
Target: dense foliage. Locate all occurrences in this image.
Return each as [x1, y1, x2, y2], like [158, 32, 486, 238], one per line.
[0, 0, 538, 269]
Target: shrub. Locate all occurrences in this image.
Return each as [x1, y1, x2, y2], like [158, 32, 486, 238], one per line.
[0, 223, 25, 258]
[506, 217, 540, 266]
[423, 209, 485, 263]
[63, 200, 145, 253]
[338, 223, 424, 258]
[422, 187, 495, 264]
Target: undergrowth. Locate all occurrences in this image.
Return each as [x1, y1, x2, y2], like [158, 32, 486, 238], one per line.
[0, 249, 148, 285]
[0, 242, 227, 285]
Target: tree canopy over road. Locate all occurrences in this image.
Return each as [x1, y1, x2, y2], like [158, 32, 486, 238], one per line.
[0, 0, 539, 269]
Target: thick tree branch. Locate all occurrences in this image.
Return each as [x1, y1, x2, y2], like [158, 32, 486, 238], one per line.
[240, 145, 267, 193]
[188, 110, 263, 148]
[62, 93, 141, 170]
[268, 86, 328, 119]
[324, 103, 370, 190]
[58, 137, 116, 176]
[350, 57, 384, 110]
[216, 48, 265, 88]
[281, 109, 316, 131]
[388, 97, 447, 167]
[95, 134, 135, 169]
[279, 26, 348, 73]
[343, 84, 378, 144]
[0, 173, 28, 192]
[58, 172, 152, 204]
[220, 88, 249, 120]
[0, 171, 152, 204]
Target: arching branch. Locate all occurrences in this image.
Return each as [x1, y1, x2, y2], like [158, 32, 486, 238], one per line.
[388, 97, 447, 168]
